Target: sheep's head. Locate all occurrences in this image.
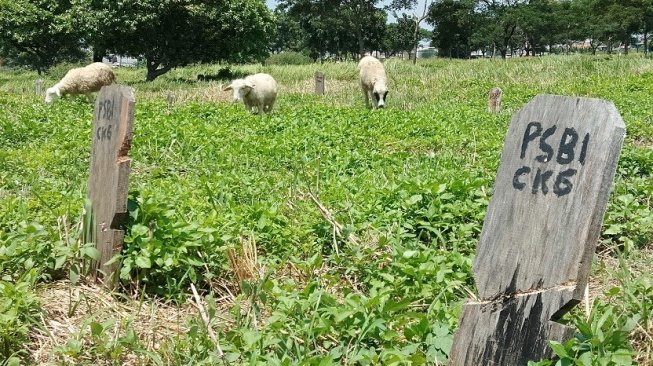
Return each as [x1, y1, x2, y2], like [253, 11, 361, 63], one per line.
[372, 81, 388, 109]
[223, 79, 254, 103]
[44, 86, 61, 104]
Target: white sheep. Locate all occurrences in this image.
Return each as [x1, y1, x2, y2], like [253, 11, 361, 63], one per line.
[358, 56, 388, 109]
[224, 73, 278, 114]
[45, 62, 116, 103]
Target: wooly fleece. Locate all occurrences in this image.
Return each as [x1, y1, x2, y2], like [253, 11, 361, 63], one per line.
[224, 73, 278, 114]
[45, 62, 116, 103]
[358, 56, 388, 109]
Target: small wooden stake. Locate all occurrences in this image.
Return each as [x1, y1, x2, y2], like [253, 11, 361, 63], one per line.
[167, 92, 174, 106]
[87, 85, 135, 287]
[449, 95, 625, 365]
[488, 86, 502, 113]
[314, 72, 325, 95]
[35, 79, 43, 96]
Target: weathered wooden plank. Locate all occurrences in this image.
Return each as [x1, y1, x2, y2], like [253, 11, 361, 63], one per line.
[315, 72, 325, 96]
[449, 95, 625, 365]
[87, 85, 135, 287]
[488, 86, 502, 113]
[450, 286, 577, 365]
[35, 79, 43, 96]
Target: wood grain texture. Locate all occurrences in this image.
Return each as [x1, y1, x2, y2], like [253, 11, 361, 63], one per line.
[87, 85, 135, 286]
[315, 72, 325, 95]
[449, 95, 625, 365]
[35, 79, 43, 96]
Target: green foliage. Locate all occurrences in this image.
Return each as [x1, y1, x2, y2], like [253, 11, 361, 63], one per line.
[279, 0, 387, 59]
[0, 0, 88, 73]
[271, 8, 306, 54]
[1, 56, 652, 364]
[530, 253, 653, 366]
[118, 192, 229, 298]
[428, 0, 478, 59]
[79, 0, 275, 81]
[0, 270, 40, 361]
[55, 317, 156, 364]
[266, 51, 312, 65]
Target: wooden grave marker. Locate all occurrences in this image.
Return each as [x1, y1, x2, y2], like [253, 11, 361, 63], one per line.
[315, 72, 325, 95]
[449, 95, 625, 365]
[87, 85, 135, 286]
[35, 79, 43, 96]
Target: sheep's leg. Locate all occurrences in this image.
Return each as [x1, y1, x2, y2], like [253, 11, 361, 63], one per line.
[362, 86, 370, 109]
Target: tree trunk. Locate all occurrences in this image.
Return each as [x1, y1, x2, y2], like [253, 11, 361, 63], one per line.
[356, 27, 365, 58]
[645, 31, 649, 58]
[413, 18, 420, 65]
[146, 60, 174, 82]
[624, 38, 629, 55]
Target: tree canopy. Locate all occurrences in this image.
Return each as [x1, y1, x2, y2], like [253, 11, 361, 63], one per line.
[82, 0, 275, 81]
[0, 0, 87, 74]
[1, 0, 652, 73]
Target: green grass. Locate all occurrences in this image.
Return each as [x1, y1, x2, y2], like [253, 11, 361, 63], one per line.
[1, 54, 652, 365]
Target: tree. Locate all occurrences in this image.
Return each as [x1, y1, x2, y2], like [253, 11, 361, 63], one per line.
[474, 0, 525, 58]
[590, 0, 641, 54]
[427, 0, 477, 58]
[0, 0, 87, 74]
[271, 8, 306, 53]
[280, 0, 387, 60]
[550, 0, 587, 54]
[635, 0, 653, 56]
[82, 0, 275, 81]
[390, 0, 433, 64]
[383, 16, 429, 57]
[513, 0, 555, 56]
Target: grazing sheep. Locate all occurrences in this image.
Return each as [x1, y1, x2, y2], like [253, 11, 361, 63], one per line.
[488, 87, 503, 113]
[358, 56, 388, 109]
[224, 73, 278, 114]
[45, 62, 116, 103]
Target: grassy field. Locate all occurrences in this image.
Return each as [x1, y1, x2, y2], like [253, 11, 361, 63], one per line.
[1, 55, 652, 365]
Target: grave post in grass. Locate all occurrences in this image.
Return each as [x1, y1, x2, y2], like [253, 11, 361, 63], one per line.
[315, 72, 325, 96]
[448, 95, 625, 365]
[35, 79, 42, 96]
[87, 85, 135, 287]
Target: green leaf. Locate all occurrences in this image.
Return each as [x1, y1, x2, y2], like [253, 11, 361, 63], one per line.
[83, 246, 101, 261]
[69, 265, 80, 285]
[548, 341, 569, 358]
[131, 224, 150, 237]
[90, 321, 104, 336]
[402, 250, 418, 258]
[135, 256, 152, 269]
[603, 225, 622, 235]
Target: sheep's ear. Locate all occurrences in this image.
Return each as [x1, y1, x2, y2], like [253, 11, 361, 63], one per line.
[244, 81, 255, 89]
[223, 84, 233, 91]
[55, 88, 61, 97]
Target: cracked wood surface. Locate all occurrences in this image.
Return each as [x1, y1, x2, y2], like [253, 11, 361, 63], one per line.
[449, 95, 625, 365]
[87, 85, 134, 287]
